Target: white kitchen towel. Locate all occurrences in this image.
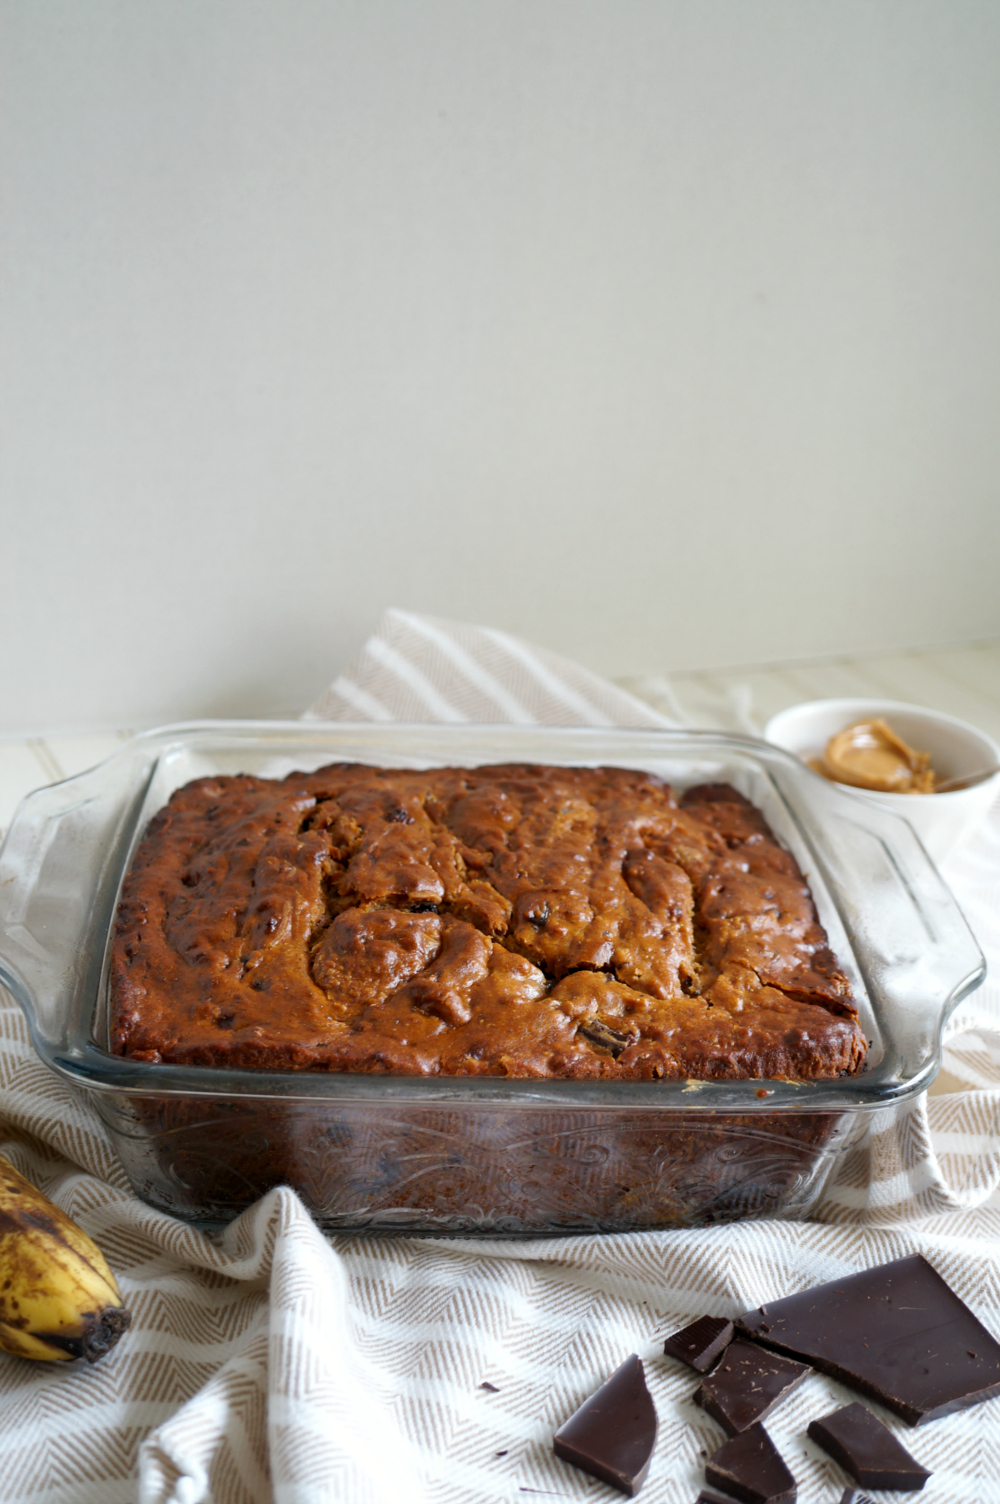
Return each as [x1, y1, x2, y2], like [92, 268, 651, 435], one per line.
[0, 608, 999, 1504]
[304, 607, 685, 729]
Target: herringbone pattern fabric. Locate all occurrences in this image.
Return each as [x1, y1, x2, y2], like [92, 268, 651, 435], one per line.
[0, 608, 998, 1502]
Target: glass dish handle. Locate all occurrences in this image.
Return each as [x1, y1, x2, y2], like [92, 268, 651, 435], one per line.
[814, 806, 985, 1085]
[0, 758, 145, 1061]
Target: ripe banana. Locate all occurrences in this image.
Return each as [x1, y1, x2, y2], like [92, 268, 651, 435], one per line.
[0, 1152, 131, 1362]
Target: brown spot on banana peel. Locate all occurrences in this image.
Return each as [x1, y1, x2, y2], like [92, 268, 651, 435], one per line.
[0, 1156, 131, 1363]
[0, 1204, 118, 1292]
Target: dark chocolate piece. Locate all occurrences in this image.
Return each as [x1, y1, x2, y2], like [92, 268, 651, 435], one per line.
[578, 1019, 635, 1056]
[736, 1254, 1000, 1425]
[553, 1354, 658, 1497]
[480, 1381, 500, 1392]
[808, 1403, 931, 1490]
[694, 1493, 734, 1504]
[705, 1423, 797, 1503]
[694, 1339, 810, 1435]
[839, 1490, 876, 1504]
[663, 1315, 734, 1373]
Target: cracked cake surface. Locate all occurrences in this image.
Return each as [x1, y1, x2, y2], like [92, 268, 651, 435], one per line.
[110, 764, 866, 1079]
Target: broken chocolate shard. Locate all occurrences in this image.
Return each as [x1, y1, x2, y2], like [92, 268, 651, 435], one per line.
[480, 1381, 500, 1392]
[808, 1403, 931, 1491]
[839, 1490, 876, 1504]
[736, 1253, 1000, 1425]
[553, 1353, 658, 1497]
[663, 1315, 734, 1373]
[705, 1423, 797, 1504]
[694, 1340, 810, 1435]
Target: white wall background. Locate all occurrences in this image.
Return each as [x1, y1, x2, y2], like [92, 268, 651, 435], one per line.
[2, 0, 999, 734]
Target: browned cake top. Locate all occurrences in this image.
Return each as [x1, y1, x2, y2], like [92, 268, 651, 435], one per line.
[110, 763, 865, 1079]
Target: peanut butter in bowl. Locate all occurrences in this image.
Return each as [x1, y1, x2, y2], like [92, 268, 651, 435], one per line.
[764, 696, 1000, 863]
[812, 718, 936, 795]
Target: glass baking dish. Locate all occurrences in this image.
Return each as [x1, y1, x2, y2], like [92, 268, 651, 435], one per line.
[0, 721, 985, 1236]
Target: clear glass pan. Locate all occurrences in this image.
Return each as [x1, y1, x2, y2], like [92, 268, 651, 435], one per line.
[0, 721, 985, 1234]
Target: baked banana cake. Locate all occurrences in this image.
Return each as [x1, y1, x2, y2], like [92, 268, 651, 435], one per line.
[110, 764, 866, 1080]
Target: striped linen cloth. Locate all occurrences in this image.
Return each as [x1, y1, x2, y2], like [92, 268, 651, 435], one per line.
[0, 607, 998, 1504]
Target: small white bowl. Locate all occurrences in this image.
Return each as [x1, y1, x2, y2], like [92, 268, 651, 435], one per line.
[764, 697, 1000, 865]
